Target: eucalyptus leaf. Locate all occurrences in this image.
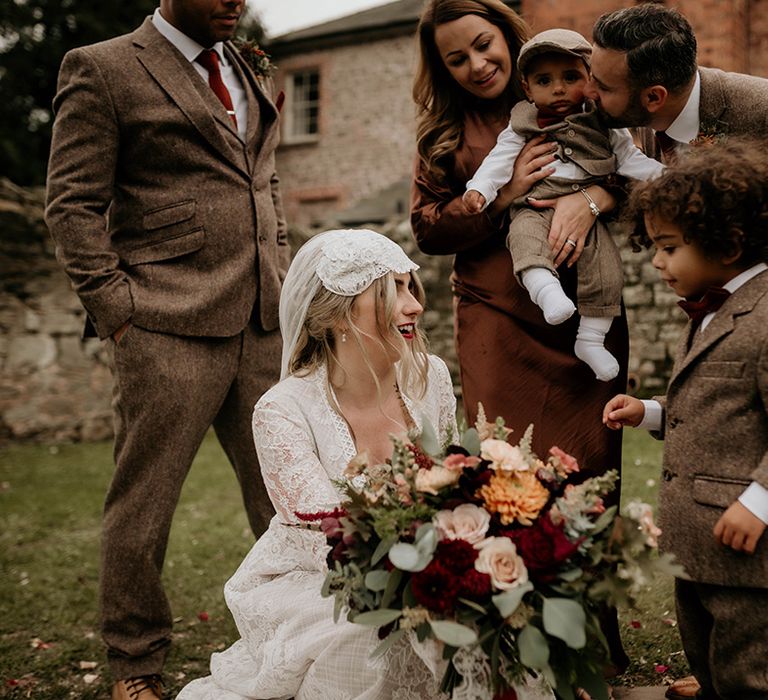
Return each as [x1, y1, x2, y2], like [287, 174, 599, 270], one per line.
[419, 415, 439, 456]
[429, 620, 478, 647]
[558, 568, 583, 582]
[370, 628, 406, 659]
[372, 536, 397, 566]
[517, 624, 549, 669]
[381, 568, 402, 608]
[542, 597, 586, 649]
[591, 505, 618, 535]
[461, 427, 481, 456]
[388, 542, 429, 572]
[492, 580, 533, 617]
[364, 569, 390, 592]
[352, 608, 402, 627]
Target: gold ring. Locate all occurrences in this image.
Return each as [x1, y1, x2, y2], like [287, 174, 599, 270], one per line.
[566, 239, 577, 247]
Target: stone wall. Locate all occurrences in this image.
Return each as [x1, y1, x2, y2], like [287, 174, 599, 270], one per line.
[0, 179, 688, 444]
[0, 179, 113, 444]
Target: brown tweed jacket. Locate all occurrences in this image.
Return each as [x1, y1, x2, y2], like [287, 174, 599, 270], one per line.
[635, 66, 768, 158]
[655, 270, 768, 589]
[45, 19, 290, 339]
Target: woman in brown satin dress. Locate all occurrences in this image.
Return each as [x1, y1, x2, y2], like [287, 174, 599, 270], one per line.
[410, 0, 630, 675]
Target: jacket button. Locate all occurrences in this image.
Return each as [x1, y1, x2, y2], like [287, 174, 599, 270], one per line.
[567, 129, 575, 137]
[571, 183, 580, 191]
[564, 147, 573, 155]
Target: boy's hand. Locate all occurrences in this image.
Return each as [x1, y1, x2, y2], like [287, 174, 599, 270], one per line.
[463, 190, 486, 214]
[713, 501, 767, 554]
[602, 394, 645, 430]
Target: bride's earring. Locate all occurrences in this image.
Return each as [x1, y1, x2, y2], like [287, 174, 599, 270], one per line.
[341, 330, 347, 343]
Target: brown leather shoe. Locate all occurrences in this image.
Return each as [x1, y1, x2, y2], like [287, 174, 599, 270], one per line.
[111, 675, 163, 700]
[665, 676, 701, 699]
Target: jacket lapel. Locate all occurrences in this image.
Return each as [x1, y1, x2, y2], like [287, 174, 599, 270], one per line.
[132, 19, 249, 178]
[225, 43, 279, 164]
[698, 67, 730, 134]
[669, 271, 768, 387]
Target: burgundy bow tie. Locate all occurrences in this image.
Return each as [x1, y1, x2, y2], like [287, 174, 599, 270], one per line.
[678, 286, 731, 322]
[536, 105, 581, 128]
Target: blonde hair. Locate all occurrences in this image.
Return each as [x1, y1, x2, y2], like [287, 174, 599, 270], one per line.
[413, 0, 529, 183]
[288, 271, 430, 403]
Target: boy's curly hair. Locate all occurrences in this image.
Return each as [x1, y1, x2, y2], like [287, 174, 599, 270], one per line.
[626, 138, 768, 265]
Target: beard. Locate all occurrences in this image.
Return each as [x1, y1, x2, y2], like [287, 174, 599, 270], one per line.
[597, 88, 652, 128]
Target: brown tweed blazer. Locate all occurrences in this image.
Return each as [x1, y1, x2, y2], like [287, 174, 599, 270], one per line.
[655, 270, 768, 589]
[635, 66, 768, 158]
[45, 18, 290, 339]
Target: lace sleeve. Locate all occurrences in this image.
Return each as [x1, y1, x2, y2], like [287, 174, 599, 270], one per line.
[252, 397, 342, 523]
[429, 355, 459, 447]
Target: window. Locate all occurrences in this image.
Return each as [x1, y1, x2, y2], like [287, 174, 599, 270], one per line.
[284, 68, 320, 142]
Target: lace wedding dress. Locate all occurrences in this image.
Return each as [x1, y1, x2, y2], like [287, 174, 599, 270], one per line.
[178, 355, 553, 700]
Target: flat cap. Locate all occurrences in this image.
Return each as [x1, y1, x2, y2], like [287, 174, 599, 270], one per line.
[517, 28, 592, 75]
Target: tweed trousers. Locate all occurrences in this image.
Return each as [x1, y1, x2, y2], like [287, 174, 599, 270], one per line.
[101, 322, 281, 679]
[506, 178, 623, 318]
[675, 578, 768, 699]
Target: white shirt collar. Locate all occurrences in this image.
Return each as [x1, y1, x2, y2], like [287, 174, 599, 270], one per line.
[724, 263, 768, 294]
[663, 71, 701, 144]
[152, 8, 227, 65]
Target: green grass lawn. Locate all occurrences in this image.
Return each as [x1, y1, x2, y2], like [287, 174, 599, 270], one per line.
[0, 430, 687, 698]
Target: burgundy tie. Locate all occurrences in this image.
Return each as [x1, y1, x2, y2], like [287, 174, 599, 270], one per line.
[655, 130, 679, 164]
[678, 286, 731, 323]
[196, 49, 237, 128]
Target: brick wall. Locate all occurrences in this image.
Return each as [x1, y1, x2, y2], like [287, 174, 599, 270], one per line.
[274, 34, 419, 227]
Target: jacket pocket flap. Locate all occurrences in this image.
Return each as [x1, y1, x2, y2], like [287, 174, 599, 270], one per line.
[123, 228, 205, 265]
[697, 361, 745, 378]
[142, 200, 196, 230]
[692, 474, 751, 509]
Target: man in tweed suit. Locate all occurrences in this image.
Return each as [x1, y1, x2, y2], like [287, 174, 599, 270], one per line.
[586, 4, 768, 161]
[603, 143, 768, 700]
[45, 0, 288, 697]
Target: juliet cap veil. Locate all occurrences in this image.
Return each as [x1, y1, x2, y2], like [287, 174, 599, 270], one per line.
[278, 229, 419, 379]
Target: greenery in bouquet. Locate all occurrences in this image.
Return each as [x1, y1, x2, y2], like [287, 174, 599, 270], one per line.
[297, 406, 683, 700]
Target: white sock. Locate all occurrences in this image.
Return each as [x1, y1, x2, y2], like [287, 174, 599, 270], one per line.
[521, 268, 576, 325]
[574, 316, 619, 381]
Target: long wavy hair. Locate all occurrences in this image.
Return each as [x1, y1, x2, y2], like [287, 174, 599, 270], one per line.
[288, 271, 430, 406]
[413, 0, 529, 183]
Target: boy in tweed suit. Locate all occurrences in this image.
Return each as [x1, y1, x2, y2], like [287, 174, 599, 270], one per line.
[603, 141, 768, 700]
[464, 29, 662, 382]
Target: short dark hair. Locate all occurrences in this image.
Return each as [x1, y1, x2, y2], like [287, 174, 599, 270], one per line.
[592, 4, 697, 93]
[626, 139, 768, 267]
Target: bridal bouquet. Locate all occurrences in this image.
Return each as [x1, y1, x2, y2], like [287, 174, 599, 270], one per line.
[298, 407, 681, 700]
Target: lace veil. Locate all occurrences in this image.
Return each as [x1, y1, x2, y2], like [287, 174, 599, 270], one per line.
[279, 229, 419, 379]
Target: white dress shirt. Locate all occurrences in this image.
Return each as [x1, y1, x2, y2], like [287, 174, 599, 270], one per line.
[152, 9, 247, 139]
[638, 263, 768, 524]
[655, 71, 701, 146]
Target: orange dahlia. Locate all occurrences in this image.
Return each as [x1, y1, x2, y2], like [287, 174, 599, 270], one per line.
[477, 470, 549, 526]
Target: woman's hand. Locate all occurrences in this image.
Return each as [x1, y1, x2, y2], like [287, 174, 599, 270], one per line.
[528, 185, 617, 267]
[488, 135, 556, 217]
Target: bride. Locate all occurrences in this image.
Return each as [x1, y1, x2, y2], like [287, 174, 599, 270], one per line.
[178, 229, 457, 699]
[178, 229, 553, 700]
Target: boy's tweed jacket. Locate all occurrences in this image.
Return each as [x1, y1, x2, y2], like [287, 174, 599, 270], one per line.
[45, 18, 289, 340]
[655, 270, 768, 588]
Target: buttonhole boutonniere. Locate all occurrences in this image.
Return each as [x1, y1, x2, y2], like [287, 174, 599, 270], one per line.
[233, 38, 277, 79]
[689, 125, 726, 148]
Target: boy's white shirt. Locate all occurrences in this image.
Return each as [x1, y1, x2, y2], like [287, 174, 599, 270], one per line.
[639, 262, 768, 524]
[464, 109, 664, 208]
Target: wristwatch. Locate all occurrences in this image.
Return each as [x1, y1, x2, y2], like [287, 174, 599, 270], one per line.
[579, 188, 601, 217]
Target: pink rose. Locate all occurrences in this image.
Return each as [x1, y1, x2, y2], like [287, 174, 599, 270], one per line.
[414, 465, 460, 495]
[474, 537, 529, 591]
[434, 504, 491, 544]
[481, 439, 527, 472]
